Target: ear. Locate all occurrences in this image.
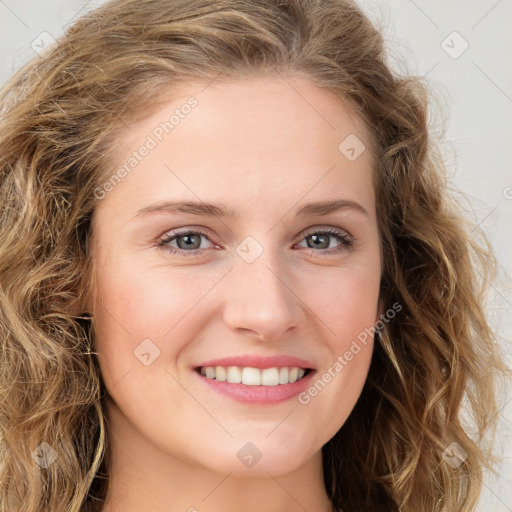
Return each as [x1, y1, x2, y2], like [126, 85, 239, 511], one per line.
[65, 268, 96, 319]
[65, 294, 93, 320]
[375, 296, 385, 324]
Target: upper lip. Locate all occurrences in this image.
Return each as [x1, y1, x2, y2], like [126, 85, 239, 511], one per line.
[195, 355, 316, 370]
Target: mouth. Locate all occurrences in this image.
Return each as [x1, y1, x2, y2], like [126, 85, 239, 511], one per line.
[195, 365, 313, 386]
[192, 354, 317, 404]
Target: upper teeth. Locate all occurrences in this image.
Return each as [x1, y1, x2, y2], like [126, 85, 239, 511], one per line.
[199, 366, 307, 386]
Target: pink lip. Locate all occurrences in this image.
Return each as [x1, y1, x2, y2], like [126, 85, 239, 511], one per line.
[194, 368, 316, 405]
[192, 354, 316, 405]
[194, 355, 315, 370]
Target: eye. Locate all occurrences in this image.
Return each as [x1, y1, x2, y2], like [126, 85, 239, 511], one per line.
[156, 226, 354, 257]
[157, 229, 215, 256]
[294, 227, 354, 255]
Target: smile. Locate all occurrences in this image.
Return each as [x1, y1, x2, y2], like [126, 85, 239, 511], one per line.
[196, 366, 312, 386]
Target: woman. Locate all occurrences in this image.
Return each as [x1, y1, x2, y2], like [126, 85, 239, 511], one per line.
[0, 1, 507, 511]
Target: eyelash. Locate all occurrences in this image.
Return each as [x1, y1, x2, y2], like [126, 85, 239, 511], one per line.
[156, 227, 354, 257]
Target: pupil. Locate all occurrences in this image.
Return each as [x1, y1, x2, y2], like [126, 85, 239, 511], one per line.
[309, 234, 328, 249]
[178, 234, 200, 250]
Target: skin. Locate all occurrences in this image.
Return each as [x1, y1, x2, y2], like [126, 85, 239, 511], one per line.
[84, 74, 382, 512]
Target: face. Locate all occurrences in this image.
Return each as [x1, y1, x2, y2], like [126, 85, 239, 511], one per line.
[87, 74, 381, 476]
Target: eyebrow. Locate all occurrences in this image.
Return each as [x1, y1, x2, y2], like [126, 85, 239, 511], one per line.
[133, 199, 368, 219]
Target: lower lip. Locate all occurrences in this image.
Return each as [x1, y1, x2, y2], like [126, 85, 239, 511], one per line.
[194, 370, 316, 405]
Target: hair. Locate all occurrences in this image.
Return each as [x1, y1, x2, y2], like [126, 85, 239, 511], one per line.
[0, 0, 508, 511]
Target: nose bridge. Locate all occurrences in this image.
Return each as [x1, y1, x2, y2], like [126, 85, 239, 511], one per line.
[221, 236, 304, 341]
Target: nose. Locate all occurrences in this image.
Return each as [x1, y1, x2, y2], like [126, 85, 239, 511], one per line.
[221, 247, 305, 343]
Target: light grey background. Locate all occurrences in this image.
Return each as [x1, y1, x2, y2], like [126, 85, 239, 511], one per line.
[1, 0, 510, 510]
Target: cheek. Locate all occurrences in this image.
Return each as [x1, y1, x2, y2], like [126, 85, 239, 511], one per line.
[91, 256, 222, 378]
[309, 263, 380, 350]
[95, 254, 206, 332]
[320, 280, 377, 377]
[292, 263, 379, 431]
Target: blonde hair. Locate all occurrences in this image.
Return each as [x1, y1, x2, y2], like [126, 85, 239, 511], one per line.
[0, 1, 507, 511]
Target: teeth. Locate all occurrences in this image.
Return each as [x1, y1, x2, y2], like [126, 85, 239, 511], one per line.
[227, 366, 242, 384]
[242, 367, 261, 386]
[215, 366, 227, 381]
[261, 368, 280, 386]
[199, 366, 309, 385]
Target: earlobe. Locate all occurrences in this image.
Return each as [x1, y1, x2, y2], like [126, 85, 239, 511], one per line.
[76, 312, 93, 320]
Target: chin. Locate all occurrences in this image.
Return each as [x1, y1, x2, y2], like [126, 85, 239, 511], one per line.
[190, 434, 316, 476]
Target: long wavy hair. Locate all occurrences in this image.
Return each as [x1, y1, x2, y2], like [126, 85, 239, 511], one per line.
[0, 0, 507, 511]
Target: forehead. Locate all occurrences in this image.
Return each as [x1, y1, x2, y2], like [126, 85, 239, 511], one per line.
[94, 75, 376, 222]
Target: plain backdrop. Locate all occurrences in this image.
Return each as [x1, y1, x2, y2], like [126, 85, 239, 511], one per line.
[0, 0, 511, 510]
